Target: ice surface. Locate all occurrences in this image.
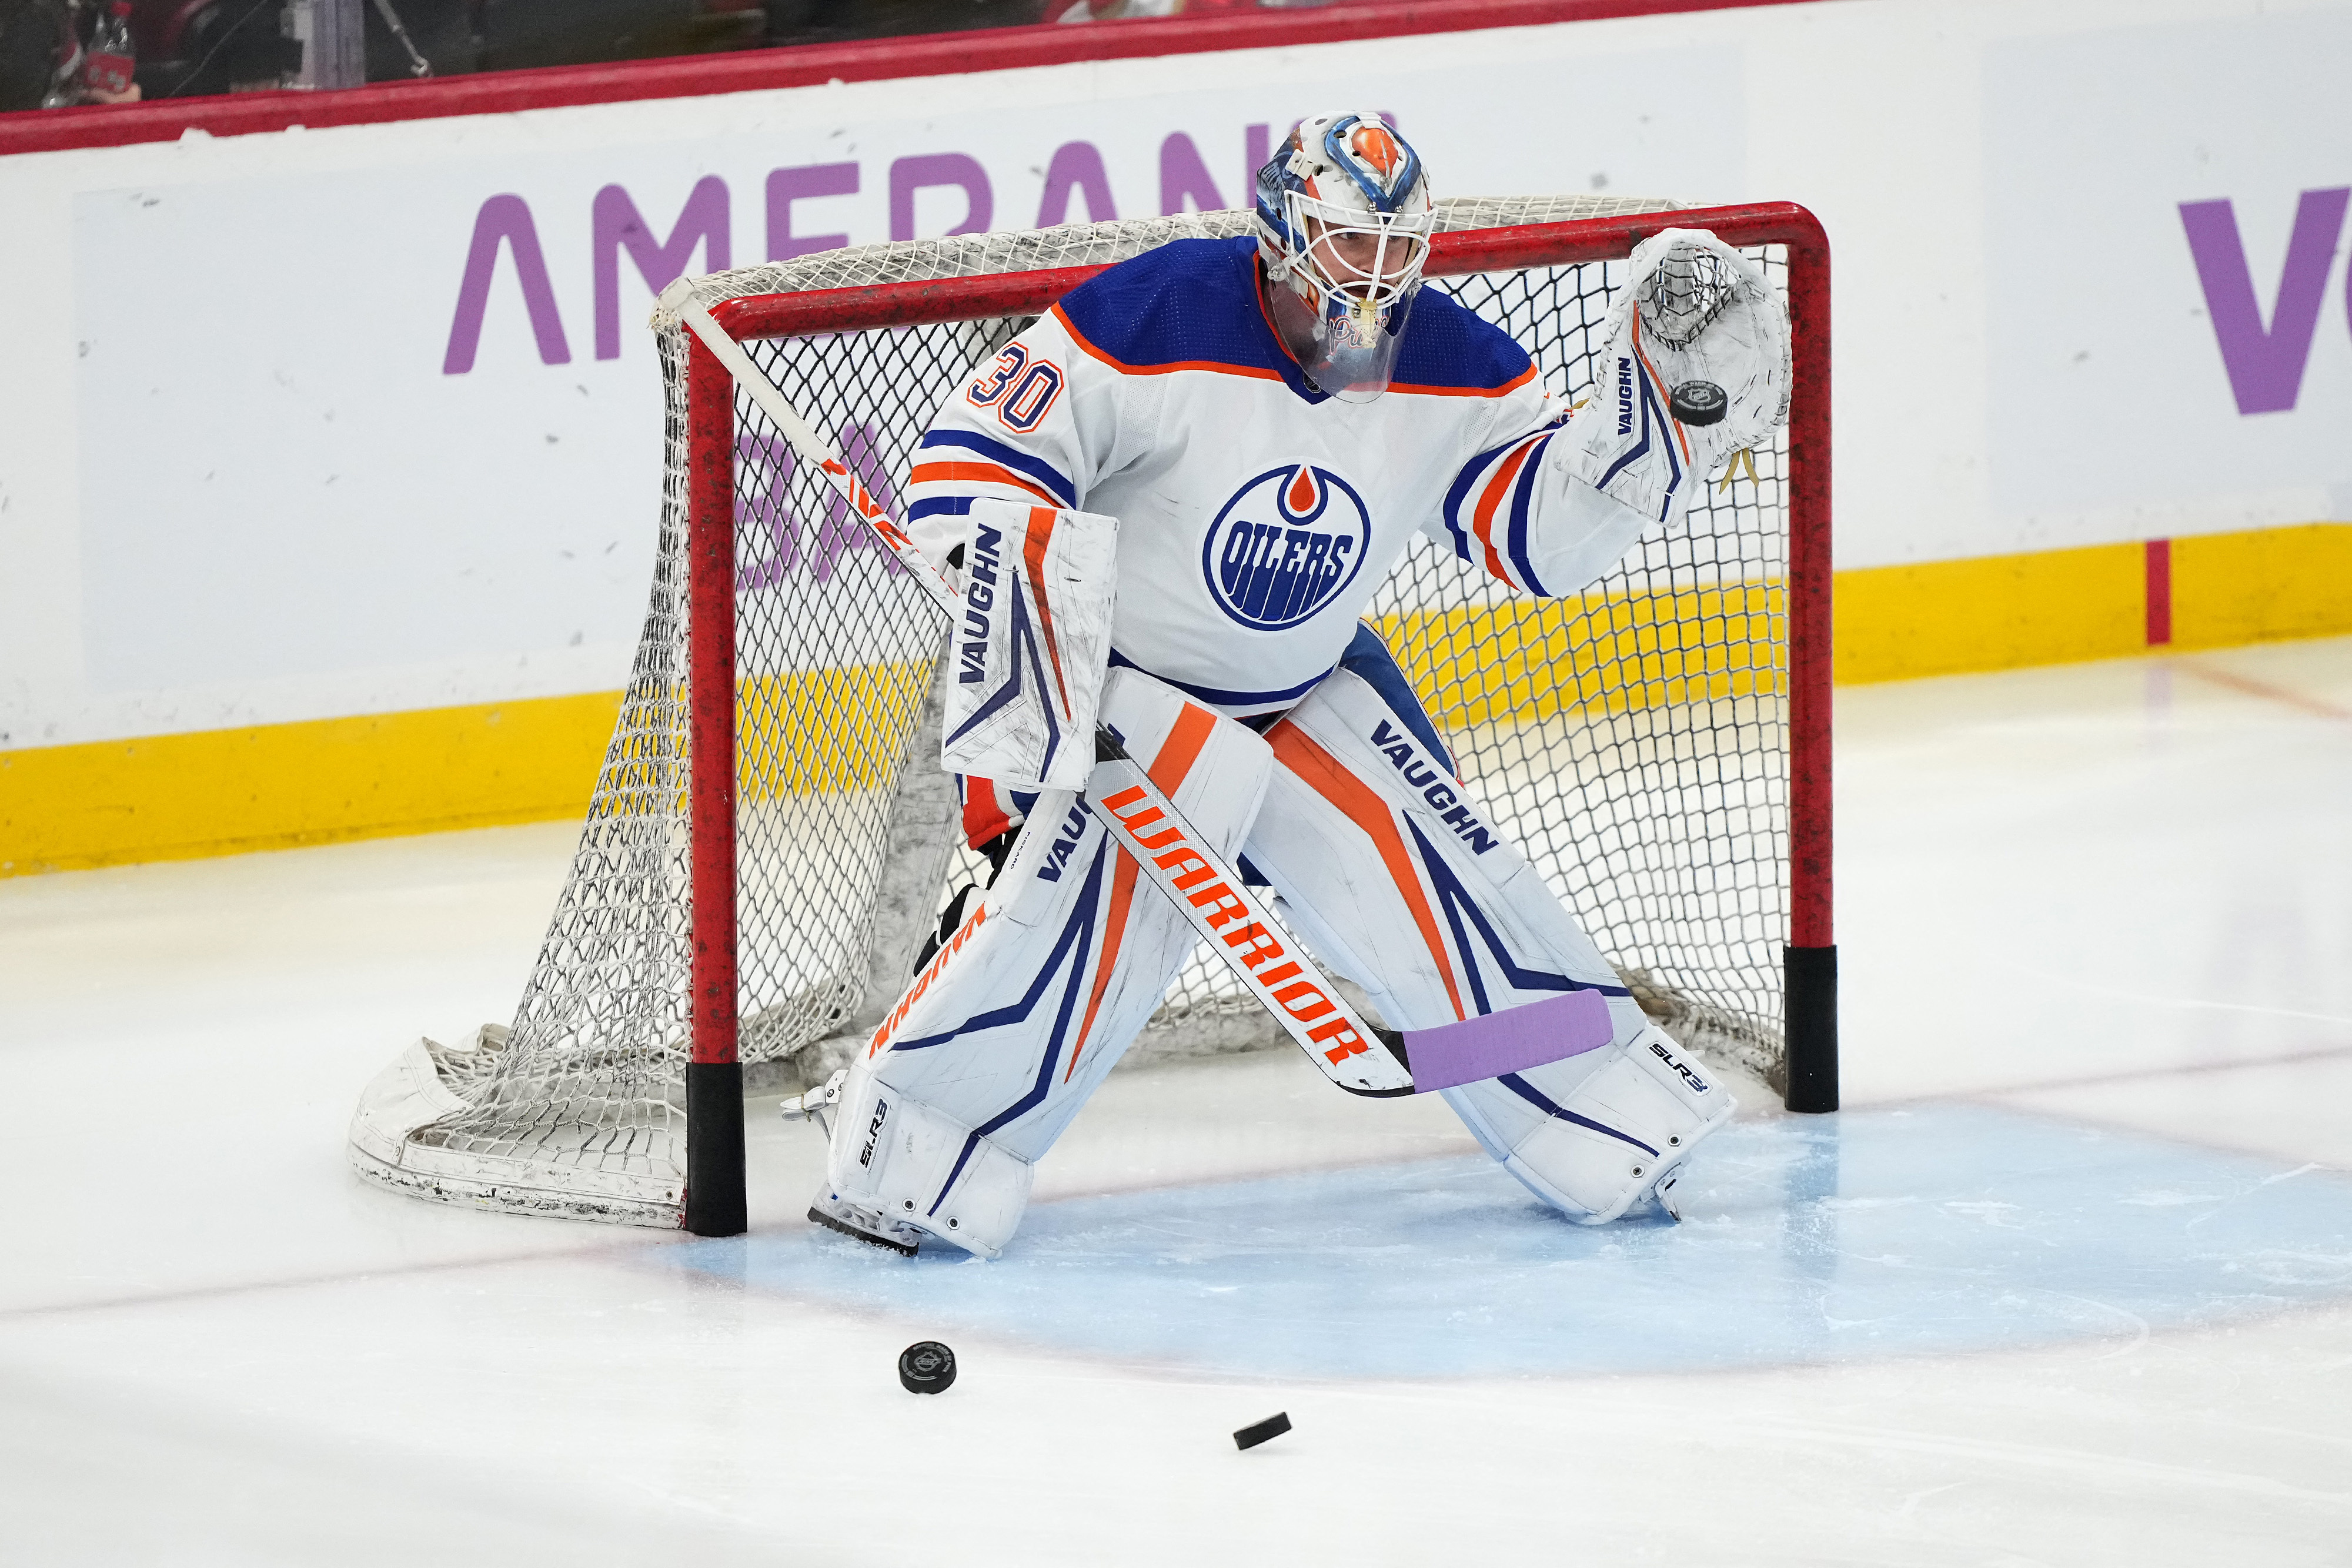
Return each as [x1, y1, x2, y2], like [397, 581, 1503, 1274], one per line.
[3, 637, 2350, 1564]
[680, 1106, 2352, 1378]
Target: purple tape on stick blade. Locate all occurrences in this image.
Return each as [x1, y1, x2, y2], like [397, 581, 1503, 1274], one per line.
[1402, 989, 1614, 1094]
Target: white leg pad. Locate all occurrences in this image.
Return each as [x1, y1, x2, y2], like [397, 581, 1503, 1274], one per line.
[1448, 1024, 1735, 1223]
[816, 667, 1275, 1259]
[820, 1068, 1034, 1260]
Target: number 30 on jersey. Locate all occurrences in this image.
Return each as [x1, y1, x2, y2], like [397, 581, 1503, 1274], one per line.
[966, 345, 1065, 433]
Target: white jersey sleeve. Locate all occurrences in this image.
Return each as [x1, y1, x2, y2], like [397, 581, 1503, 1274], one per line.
[1427, 390, 1664, 600]
[903, 312, 1120, 575]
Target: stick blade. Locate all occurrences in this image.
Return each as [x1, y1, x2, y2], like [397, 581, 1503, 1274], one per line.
[1400, 990, 1615, 1092]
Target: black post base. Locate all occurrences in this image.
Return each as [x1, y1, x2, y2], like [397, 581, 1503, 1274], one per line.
[684, 1059, 747, 1236]
[1783, 943, 1839, 1114]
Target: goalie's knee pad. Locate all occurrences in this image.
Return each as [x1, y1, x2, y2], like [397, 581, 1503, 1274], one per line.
[1444, 1024, 1735, 1223]
[818, 1065, 1035, 1259]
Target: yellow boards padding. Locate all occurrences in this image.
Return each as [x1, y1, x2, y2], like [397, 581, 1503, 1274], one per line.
[7, 523, 2346, 876]
[0, 693, 623, 875]
[1372, 579, 1788, 731]
[1835, 542, 2147, 685]
[734, 662, 934, 801]
[2173, 524, 2352, 650]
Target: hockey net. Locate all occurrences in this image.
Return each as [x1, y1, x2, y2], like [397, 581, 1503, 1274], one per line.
[347, 195, 1832, 1230]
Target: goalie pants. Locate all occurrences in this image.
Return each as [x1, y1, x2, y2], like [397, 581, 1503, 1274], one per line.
[821, 628, 1728, 1257]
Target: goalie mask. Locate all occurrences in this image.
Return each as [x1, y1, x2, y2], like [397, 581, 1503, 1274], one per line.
[1254, 111, 1435, 402]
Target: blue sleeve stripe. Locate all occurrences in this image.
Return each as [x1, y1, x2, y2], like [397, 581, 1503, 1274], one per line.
[908, 496, 975, 521]
[918, 429, 1077, 507]
[1438, 442, 1504, 564]
[1505, 432, 1553, 597]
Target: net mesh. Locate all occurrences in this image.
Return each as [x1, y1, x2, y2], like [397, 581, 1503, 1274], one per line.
[347, 196, 1794, 1226]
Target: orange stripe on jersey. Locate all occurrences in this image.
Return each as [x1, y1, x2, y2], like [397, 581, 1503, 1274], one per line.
[1472, 440, 1536, 586]
[1053, 303, 1287, 384]
[1389, 363, 1539, 399]
[1065, 700, 1220, 1080]
[908, 461, 1062, 505]
[1023, 506, 1074, 716]
[1268, 723, 1466, 1023]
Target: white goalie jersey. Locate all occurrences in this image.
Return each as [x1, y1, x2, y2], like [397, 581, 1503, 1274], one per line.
[904, 235, 1675, 724]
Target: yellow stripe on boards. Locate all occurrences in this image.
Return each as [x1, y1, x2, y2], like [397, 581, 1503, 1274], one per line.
[1835, 542, 2144, 684]
[1373, 579, 1786, 731]
[0, 693, 623, 876]
[734, 663, 933, 800]
[2173, 524, 2352, 650]
[4, 521, 2344, 875]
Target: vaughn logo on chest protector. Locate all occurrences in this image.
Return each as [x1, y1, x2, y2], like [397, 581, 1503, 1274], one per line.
[1201, 463, 1372, 631]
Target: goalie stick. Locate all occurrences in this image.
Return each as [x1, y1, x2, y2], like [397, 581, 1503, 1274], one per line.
[664, 283, 1614, 1098]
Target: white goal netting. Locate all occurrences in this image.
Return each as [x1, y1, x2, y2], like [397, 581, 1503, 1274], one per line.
[348, 196, 1798, 1227]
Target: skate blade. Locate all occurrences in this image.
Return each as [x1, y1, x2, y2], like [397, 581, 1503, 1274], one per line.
[807, 1203, 919, 1256]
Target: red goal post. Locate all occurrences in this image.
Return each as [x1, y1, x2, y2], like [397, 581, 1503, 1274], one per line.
[677, 200, 1834, 1236]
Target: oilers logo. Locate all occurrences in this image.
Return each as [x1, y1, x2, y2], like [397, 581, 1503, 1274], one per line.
[1200, 463, 1372, 631]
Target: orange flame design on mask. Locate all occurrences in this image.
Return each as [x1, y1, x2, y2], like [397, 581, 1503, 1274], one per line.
[1351, 122, 1402, 178]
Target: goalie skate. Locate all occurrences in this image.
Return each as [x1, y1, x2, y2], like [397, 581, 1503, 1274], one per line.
[806, 1191, 924, 1256]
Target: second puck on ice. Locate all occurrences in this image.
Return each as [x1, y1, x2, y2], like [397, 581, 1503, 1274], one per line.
[1669, 379, 1729, 426]
[898, 1340, 957, 1395]
[1232, 1412, 1292, 1450]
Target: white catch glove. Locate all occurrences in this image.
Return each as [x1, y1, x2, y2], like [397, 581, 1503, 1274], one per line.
[1549, 227, 1791, 527]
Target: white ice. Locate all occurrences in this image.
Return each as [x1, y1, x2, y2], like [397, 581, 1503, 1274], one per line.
[4, 638, 2351, 1565]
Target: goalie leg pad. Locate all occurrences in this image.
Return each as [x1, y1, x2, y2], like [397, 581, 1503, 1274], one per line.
[1442, 1024, 1734, 1223]
[819, 668, 1275, 1256]
[1245, 646, 1633, 1034]
[817, 1071, 1035, 1259]
[1244, 637, 1735, 1222]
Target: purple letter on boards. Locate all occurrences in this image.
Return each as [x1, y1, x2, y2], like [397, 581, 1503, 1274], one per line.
[593, 176, 731, 361]
[442, 193, 570, 374]
[1159, 132, 1224, 216]
[890, 154, 992, 242]
[767, 163, 859, 261]
[1037, 142, 1117, 228]
[1243, 123, 1271, 208]
[2179, 187, 2350, 414]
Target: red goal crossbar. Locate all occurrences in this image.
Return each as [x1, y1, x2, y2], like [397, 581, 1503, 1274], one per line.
[677, 202, 1834, 1236]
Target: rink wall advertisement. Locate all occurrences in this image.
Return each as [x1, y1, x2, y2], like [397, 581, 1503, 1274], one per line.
[3, 0, 2350, 870]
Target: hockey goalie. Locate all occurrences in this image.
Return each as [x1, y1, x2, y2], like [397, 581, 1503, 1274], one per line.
[793, 111, 1793, 1259]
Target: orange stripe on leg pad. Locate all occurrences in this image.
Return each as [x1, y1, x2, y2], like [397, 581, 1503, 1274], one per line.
[1065, 700, 1219, 1078]
[1267, 723, 1466, 1023]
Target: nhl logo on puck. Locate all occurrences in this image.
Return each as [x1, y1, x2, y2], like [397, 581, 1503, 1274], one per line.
[898, 1340, 957, 1394]
[1668, 380, 1728, 427]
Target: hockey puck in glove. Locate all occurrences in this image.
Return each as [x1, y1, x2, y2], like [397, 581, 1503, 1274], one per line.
[1232, 1411, 1292, 1450]
[898, 1340, 957, 1395]
[1669, 380, 1728, 426]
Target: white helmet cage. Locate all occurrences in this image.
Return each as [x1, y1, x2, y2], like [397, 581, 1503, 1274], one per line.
[1254, 112, 1436, 400]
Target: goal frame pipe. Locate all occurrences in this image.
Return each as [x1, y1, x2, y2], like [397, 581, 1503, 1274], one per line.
[681, 203, 1836, 1222]
[684, 333, 749, 1237]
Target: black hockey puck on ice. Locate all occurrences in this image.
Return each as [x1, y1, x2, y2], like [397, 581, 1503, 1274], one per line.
[1669, 380, 1729, 426]
[898, 1340, 957, 1395]
[1232, 1412, 1292, 1450]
